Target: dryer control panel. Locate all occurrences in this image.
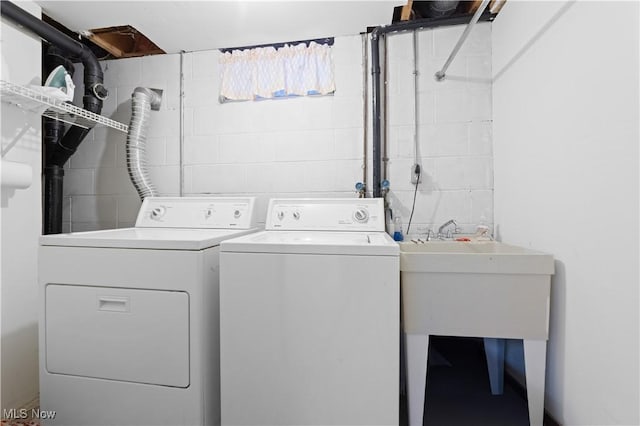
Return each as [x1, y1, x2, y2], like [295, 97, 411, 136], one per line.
[266, 198, 385, 232]
[136, 197, 256, 229]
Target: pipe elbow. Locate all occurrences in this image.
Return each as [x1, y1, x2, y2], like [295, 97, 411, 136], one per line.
[133, 87, 163, 111]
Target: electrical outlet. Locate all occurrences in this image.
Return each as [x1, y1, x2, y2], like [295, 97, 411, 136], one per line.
[410, 164, 422, 185]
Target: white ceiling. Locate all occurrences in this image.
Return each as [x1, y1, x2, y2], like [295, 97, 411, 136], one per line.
[35, 1, 401, 54]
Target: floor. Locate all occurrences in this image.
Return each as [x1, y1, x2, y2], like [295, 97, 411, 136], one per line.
[3, 337, 550, 426]
[1, 396, 40, 426]
[1, 420, 39, 426]
[401, 335, 554, 426]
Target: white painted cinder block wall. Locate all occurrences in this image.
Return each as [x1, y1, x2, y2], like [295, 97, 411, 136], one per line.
[492, 1, 639, 425]
[181, 35, 366, 222]
[0, 1, 42, 411]
[64, 54, 181, 231]
[64, 24, 493, 235]
[386, 25, 492, 236]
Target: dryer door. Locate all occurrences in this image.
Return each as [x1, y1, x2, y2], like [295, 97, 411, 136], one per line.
[45, 284, 190, 387]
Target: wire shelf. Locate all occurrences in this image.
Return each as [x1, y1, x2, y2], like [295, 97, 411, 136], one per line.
[0, 80, 128, 133]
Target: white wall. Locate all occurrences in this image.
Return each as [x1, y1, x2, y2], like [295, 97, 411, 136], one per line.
[64, 24, 493, 236]
[492, 1, 639, 425]
[385, 24, 493, 236]
[0, 1, 42, 413]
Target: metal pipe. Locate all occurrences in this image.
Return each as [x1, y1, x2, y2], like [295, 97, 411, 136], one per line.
[371, 30, 383, 197]
[412, 30, 420, 169]
[434, 0, 491, 81]
[179, 51, 185, 196]
[382, 36, 389, 182]
[360, 34, 368, 194]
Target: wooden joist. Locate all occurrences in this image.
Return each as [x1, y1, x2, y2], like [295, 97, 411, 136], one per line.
[400, 0, 414, 21]
[468, 0, 508, 14]
[489, 0, 507, 14]
[86, 25, 165, 59]
[467, 0, 485, 13]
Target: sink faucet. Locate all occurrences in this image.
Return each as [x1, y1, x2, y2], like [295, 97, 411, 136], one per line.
[424, 229, 433, 241]
[437, 219, 459, 240]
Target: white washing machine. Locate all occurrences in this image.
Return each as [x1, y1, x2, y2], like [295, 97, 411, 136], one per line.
[38, 197, 258, 426]
[219, 198, 399, 426]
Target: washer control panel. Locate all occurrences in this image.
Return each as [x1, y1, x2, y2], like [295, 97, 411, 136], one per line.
[266, 198, 384, 231]
[136, 197, 256, 229]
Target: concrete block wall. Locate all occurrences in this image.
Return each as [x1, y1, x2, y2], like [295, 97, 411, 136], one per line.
[384, 23, 493, 237]
[64, 55, 181, 231]
[63, 24, 492, 234]
[182, 35, 367, 223]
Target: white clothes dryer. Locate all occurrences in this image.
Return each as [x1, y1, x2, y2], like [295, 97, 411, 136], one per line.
[38, 197, 258, 426]
[219, 198, 399, 426]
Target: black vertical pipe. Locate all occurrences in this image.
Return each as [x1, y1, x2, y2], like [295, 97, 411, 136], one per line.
[2, 0, 108, 234]
[42, 119, 66, 234]
[48, 127, 92, 166]
[43, 45, 71, 166]
[42, 45, 73, 234]
[43, 166, 64, 235]
[43, 118, 64, 164]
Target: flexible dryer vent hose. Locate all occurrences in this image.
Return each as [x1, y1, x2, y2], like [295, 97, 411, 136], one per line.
[126, 87, 162, 200]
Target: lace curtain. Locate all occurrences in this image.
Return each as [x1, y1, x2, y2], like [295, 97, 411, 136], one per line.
[219, 41, 335, 102]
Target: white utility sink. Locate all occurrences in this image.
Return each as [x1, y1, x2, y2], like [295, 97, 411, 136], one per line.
[399, 240, 554, 426]
[400, 240, 554, 274]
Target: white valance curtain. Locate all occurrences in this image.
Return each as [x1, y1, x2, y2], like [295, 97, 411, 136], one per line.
[219, 41, 335, 102]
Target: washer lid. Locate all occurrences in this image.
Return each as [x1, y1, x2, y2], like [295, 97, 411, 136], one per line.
[221, 230, 399, 256]
[40, 227, 259, 250]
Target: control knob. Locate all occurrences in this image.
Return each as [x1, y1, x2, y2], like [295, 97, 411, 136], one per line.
[150, 206, 166, 220]
[353, 208, 369, 223]
[292, 211, 301, 220]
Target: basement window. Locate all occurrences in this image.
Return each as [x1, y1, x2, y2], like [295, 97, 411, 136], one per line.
[219, 38, 335, 102]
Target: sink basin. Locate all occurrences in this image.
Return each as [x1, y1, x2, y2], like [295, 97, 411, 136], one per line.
[399, 240, 554, 337]
[400, 240, 554, 274]
[401, 240, 520, 253]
